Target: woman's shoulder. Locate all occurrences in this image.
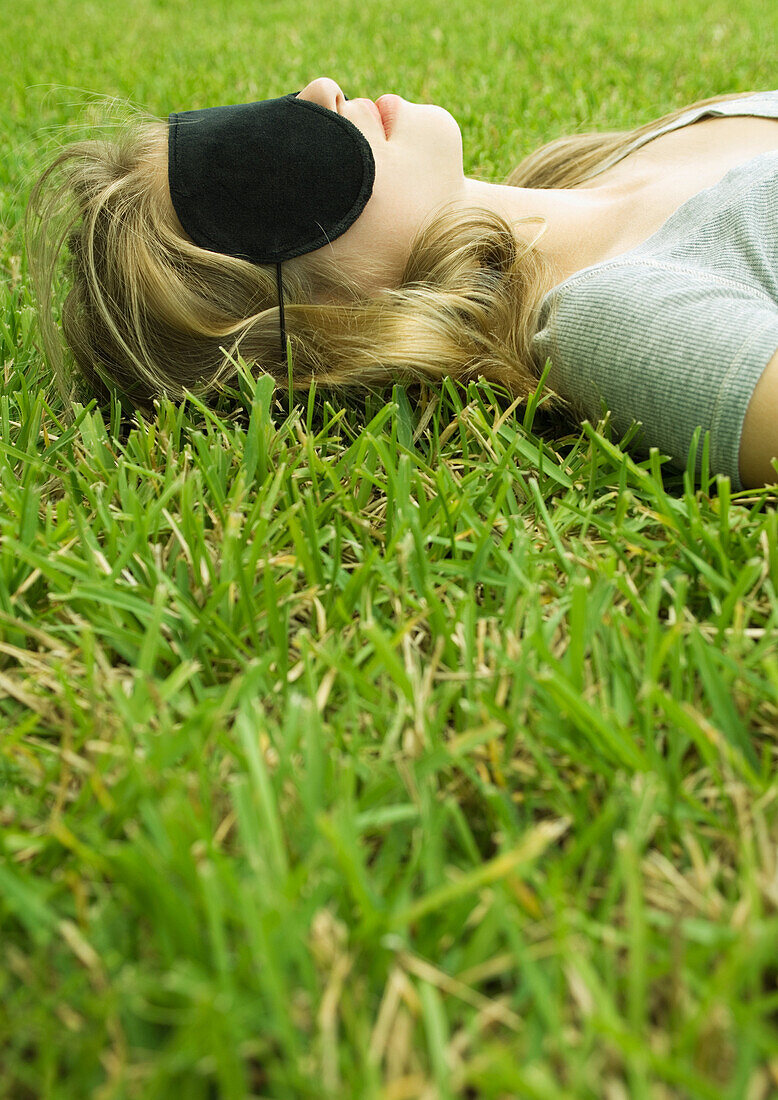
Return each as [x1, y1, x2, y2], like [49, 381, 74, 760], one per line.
[548, 148, 778, 306]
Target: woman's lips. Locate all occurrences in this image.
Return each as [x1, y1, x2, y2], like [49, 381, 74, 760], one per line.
[375, 94, 402, 139]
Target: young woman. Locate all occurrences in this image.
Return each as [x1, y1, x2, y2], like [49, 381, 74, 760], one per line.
[25, 78, 778, 489]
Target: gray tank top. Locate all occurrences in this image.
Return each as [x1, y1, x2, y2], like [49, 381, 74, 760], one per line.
[531, 91, 778, 490]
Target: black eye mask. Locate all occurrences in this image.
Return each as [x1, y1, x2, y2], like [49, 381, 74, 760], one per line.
[168, 92, 376, 362]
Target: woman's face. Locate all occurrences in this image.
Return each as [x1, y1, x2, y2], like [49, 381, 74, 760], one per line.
[292, 77, 464, 298]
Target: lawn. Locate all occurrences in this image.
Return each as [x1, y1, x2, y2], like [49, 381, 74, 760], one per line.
[2, 0, 778, 1096]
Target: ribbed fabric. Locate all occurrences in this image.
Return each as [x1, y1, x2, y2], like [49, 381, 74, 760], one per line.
[531, 91, 778, 490]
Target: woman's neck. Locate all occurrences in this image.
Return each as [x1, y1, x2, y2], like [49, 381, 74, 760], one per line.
[459, 175, 644, 285]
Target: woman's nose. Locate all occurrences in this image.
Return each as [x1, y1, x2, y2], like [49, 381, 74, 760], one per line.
[296, 77, 347, 113]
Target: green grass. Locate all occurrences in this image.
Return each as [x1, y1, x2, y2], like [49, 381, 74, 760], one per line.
[3, 0, 778, 1096]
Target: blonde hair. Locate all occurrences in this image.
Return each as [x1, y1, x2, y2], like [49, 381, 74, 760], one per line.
[25, 90, 762, 424]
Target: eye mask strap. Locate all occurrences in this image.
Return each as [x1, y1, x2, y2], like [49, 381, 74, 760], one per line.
[276, 261, 286, 362]
[277, 91, 296, 366]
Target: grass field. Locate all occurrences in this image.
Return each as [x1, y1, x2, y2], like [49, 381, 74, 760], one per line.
[3, 0, 778, 1096]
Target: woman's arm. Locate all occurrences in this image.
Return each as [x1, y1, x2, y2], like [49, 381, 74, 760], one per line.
[739, 347, 778, 488]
